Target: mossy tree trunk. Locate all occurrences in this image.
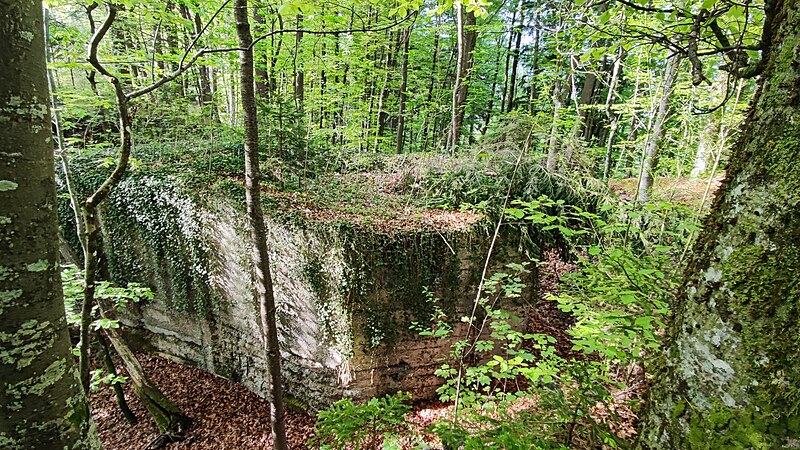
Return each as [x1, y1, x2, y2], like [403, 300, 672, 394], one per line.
[639, 0, 800, 447]
[0, 1, 99, 447]
[233, 1, 289, 448]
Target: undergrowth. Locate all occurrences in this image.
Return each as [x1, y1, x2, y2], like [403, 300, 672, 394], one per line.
[312, 195, 701, 448]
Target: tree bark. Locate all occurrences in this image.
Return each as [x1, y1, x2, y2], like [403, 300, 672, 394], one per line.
[193, 12, 216, 119]
[481, 35, 504, 135]
[252, 6, 270, 98]
[421, 32, 440, 152]
[95, 330, 137, 424]
[233, 2, 289, 449]
[0, 1, 99, 447]
[640, 0, 800, 446]
[527, 12, 540, 114]
[602, 48, 624, 180]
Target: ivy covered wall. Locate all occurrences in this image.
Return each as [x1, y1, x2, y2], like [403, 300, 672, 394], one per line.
[59, 168, 539, 410]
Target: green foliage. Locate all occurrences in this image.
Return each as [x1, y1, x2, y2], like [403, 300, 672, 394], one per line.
[420, 150, 607, 214]
[407, 195, 701, 448]
[311, 392, 415, 450]
[60, 152, 219, 314]
[61, 264, 153, 332]
[102, 173, 216, 313]
[90, 368, 129, 392]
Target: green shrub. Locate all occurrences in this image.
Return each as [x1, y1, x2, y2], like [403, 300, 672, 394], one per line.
[311, 392, 415, 450]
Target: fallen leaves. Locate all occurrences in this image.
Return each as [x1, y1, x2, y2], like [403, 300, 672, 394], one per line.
[91, 354, 315, 449]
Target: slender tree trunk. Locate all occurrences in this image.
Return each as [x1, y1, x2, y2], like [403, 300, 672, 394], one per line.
[562, 56, 597, 171]
[637, 55, 681, 202]
[293, 15, 304, 111]
[640, 1, 800, 446]
[233, 3, 289, 449]
[602, 48, 624, 180]
[690, 79, 729, 177]
[506, 0, 524, 113]
[269, 14, 284, 96]
[102, 321, 188, 436]
[375, 31, 397, 149]
[447, 5, 476, 152]
[83, 4, 190, 436]
[192, 13, 216, 120]
[528, 13, 540, 114]
[396, 27, 411, 154]
[0, 2, 99, 447]
[500, 8, 516, 113]
[546, 70, 567, 171]
[482, 35, 504, 134]
[96, 330, 138, 424]
[421, 32, 440, 152]
[252, 7, 269, 98]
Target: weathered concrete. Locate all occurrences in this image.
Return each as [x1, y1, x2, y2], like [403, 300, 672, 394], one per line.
[76, 176, 536, 411]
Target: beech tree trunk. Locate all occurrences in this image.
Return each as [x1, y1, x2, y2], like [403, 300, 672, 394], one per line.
[640, 0, 800, 447]
[506, 0, 524, 113]
[447, 4, 477, 152]
[396, 26, 411, 154]
[233, 2, 289, 449]
[0, 1, 99, 447]
[637, 55, 681, 202]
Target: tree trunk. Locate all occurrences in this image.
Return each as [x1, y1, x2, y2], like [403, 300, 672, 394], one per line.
[640, 0, 800, 447]
[421, 32, 440, 152]
[546, 70, 567, 171]
[528, 13, 540, 114]
[602, 48, 623, 180]
[636, 55, 681, 202]
[562, 57, 597, 171]
[500, 8, 516, 114]
[375, 31, 398, 150]
[0, 1, 99, 447]
[506, 0, 524, 113]
[447, 5, 477, 152]
[396, 27, 411, 154]
[96, 330, 137, 424]
[233, 2, 289, 449]
[101, 322, 188, 437]
[252, 7, 269, 98]
[84, 4, 190, 435]
[293, 15, 304, 111]
[481, 35, 503, 135]
[690, 78, 729, 178]
[194, 13, 216, 119]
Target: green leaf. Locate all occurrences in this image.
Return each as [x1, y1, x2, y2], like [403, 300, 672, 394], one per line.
[701, 0, 717, 9]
